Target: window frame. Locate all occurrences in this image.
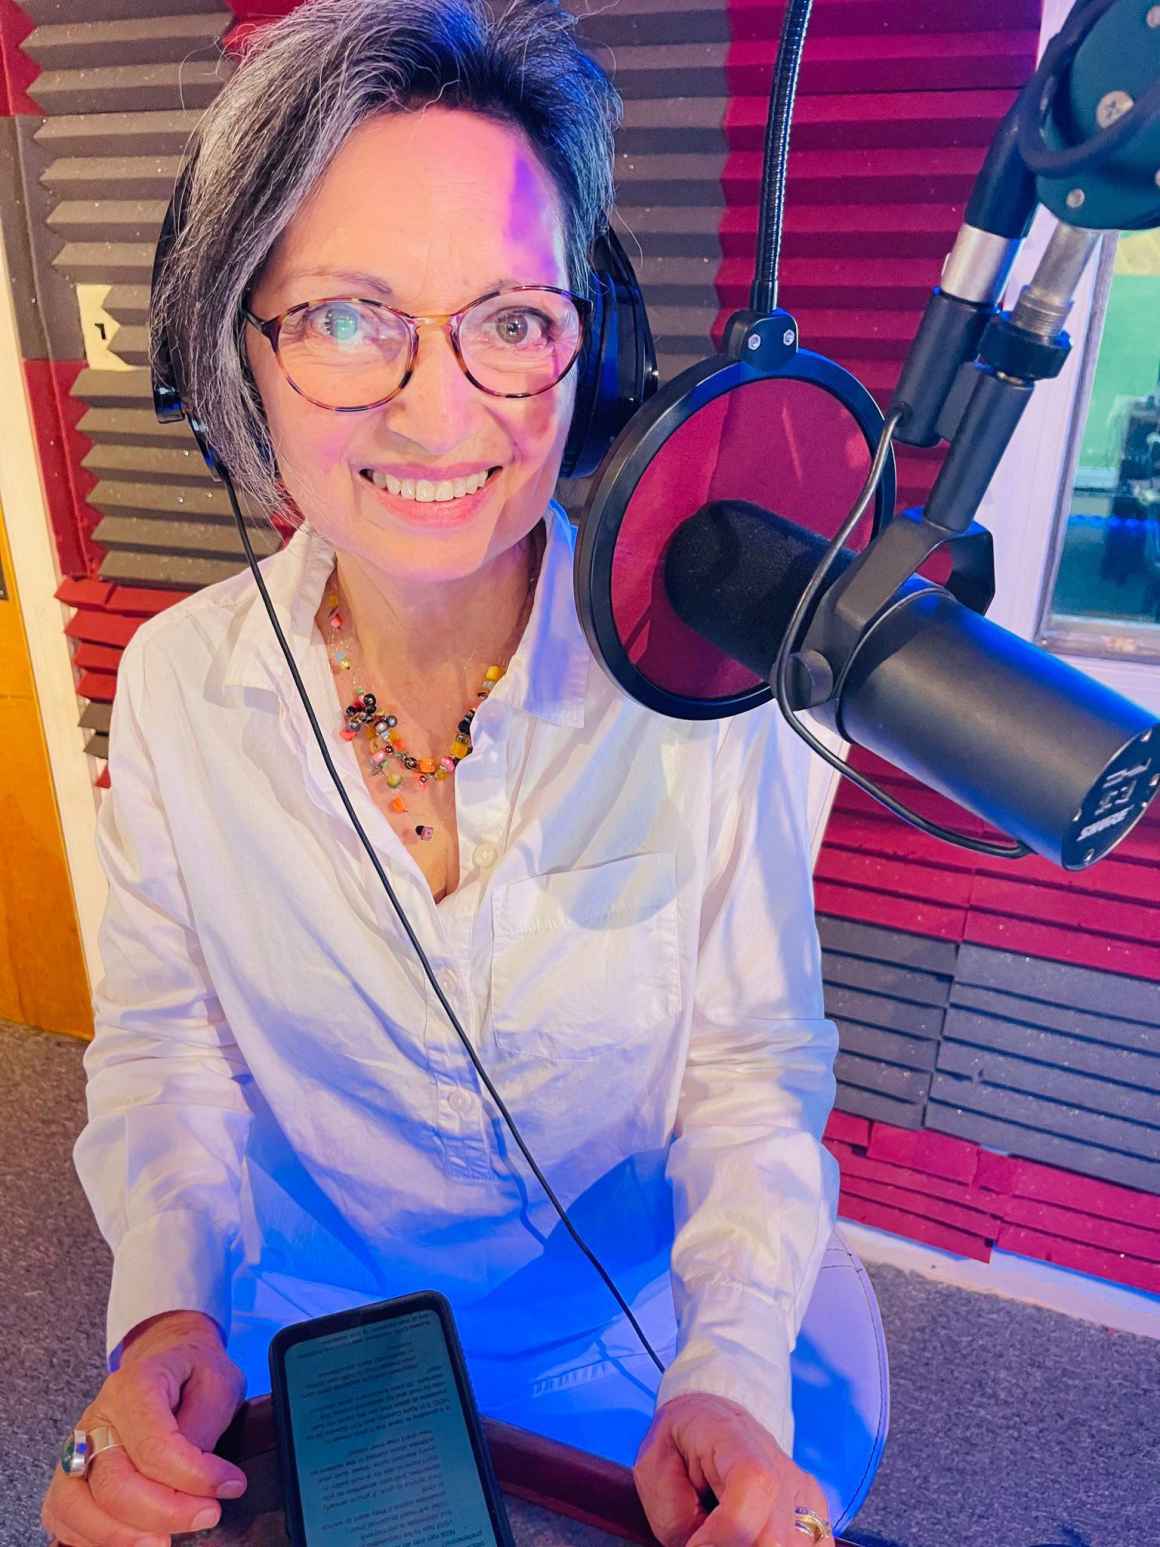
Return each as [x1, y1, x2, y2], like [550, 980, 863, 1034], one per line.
[977, 0, 1160, 715]
[1031, 231, 1160, 668]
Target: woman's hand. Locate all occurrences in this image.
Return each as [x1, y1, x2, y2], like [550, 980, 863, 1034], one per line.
[634, 1392, 831, 1547]
[41, 1309, 247, 1546]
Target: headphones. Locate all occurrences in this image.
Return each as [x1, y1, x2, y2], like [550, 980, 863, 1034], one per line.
[150, 156, 658, 485]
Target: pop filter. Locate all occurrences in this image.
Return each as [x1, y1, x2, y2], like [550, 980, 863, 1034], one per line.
[573, 323, 896, 720]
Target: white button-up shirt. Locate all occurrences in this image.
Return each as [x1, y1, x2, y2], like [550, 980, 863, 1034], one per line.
[76, 499, 840, 1455]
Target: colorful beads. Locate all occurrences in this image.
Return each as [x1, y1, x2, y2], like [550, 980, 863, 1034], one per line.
[325, 576, 539, 814]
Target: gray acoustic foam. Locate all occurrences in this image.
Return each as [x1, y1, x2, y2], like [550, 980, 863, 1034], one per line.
[817, 916, 960, 977]
[956, 944, 1160, 1027]
[822, 948, 952, 1008]
[926, 1100, 1160, 1195]
[835, 1081, 926, 1131]
[943, 1006, 1160, 1094]
[949, 982, 1160, 1053]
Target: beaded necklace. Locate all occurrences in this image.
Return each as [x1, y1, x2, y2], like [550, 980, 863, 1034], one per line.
[323, 540, 541, 845]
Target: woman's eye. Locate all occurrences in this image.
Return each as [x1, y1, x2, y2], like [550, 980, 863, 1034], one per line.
[491, 310, 552, 347]
[311, 303, 369, 344]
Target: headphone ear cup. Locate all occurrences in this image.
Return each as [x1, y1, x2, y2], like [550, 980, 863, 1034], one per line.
[560, 266, 608, 481]
[561, 228, 658, 483]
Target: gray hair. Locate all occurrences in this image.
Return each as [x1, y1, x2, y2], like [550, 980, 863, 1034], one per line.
[150, 0, 622, 516]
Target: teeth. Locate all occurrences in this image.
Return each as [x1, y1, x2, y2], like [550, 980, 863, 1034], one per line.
[367, 467, 492, 501]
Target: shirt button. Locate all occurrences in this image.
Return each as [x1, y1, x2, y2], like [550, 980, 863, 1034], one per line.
[472, 842, 499, 869]
[449, 1088, 473, 1115]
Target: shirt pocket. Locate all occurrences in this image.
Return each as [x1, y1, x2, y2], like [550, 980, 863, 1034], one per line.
[489, 851, 681, 1061]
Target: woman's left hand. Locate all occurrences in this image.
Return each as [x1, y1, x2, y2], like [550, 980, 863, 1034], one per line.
[633, 1391, 831, 1547]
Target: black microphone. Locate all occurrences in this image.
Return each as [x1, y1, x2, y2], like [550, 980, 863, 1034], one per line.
[664, 498, 1160, 870]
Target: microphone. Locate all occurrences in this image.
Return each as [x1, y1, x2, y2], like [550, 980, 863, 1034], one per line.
[663, 498, 1159, 870]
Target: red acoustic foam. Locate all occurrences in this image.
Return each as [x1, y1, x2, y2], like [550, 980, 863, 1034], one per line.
[866, 1125, 980, 1184]
[963, 913, 1160, 984]
[107, 587, 192, 618]
[722, 146, 984, 208]
[23, 359, 104, 578]
[975, 1151, 1160, 1232]
[971, 874, 1160, 947]
[824, 810, 980, 875]
[996, 1226, 1160, 1296]
[64, 611, 142, 650]
[223, 0, 301, 14]
[75, 670, 116, 704]
[725, 0, 1041, 37]
[839, 1191, 993, 1262]
[723, 89, 1020, 153]
[812, 878, 967, 942]
[839, 1173, 1000, 1240]
[829, 1141, 1001, 1219]
[824, 1110, 871, 1148]
[56, 579, 115, 610]
[72, 643, 122, 676]
[222, 1, 301, 57]
[997, 1197, 1160, 1265]
[726, 33, 1038, 98]
[0, 0, 41, 117]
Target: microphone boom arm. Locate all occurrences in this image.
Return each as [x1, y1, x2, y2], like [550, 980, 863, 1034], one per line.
[890, 0, 1160, 495]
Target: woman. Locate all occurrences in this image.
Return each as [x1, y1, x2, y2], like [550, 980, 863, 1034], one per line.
[42, 2, 842, 1544]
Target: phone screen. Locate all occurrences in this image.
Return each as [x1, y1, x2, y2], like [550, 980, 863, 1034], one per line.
[281, 1306, 503, 1547]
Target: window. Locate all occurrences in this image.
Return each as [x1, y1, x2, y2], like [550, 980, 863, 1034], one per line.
[1036, 230, 1160, 664]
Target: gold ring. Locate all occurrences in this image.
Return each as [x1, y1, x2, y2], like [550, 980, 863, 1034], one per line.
[793, 1505, 832, 1541]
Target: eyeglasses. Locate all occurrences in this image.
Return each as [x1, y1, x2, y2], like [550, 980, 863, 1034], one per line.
[242, 286, 591, 412]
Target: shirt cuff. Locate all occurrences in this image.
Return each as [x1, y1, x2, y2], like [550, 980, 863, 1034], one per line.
[105, 1209, 234, 1371]
[655, 1277, 797, 1457]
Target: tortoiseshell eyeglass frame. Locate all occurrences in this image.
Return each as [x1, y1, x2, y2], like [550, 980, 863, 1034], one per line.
[241, 285, 592, 411]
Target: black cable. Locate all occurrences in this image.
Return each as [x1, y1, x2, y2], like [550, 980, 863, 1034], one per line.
[220, 474, 668, 1378]
[751, 0, 813, 314]
[772, 410, 1033, 861]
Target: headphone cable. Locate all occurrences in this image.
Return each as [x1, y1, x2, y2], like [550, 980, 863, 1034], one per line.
[220, 471, 669, 1377]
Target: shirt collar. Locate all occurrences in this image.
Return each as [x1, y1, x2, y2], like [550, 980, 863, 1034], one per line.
[219, 498, 590, 727]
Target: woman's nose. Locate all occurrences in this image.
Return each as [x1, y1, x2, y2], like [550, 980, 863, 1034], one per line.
[388, 321, 482, 442]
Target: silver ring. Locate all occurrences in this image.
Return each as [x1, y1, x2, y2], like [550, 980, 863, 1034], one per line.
[60, 1424, 124, 1478]
[794, 1505, 833, 1541]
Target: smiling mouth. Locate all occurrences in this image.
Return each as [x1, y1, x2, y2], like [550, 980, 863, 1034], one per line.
[359, 466, 502, 503]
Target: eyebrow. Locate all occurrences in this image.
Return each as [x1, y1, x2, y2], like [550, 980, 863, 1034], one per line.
[281, 267, 528, 299]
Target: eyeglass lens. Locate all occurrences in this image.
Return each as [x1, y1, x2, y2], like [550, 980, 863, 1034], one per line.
[276, 290, 583, 407]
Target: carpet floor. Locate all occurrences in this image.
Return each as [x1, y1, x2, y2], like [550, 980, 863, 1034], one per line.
[3, 1020, 1156, 1547]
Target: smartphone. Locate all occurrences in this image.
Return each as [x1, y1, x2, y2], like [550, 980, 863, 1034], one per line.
[268, 1290, 516, 1547]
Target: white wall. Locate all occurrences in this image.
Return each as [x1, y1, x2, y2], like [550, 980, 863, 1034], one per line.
[0, 216, 106, 995]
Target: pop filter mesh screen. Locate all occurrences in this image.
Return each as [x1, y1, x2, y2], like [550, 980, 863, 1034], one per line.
[609, 376, 876, 701]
